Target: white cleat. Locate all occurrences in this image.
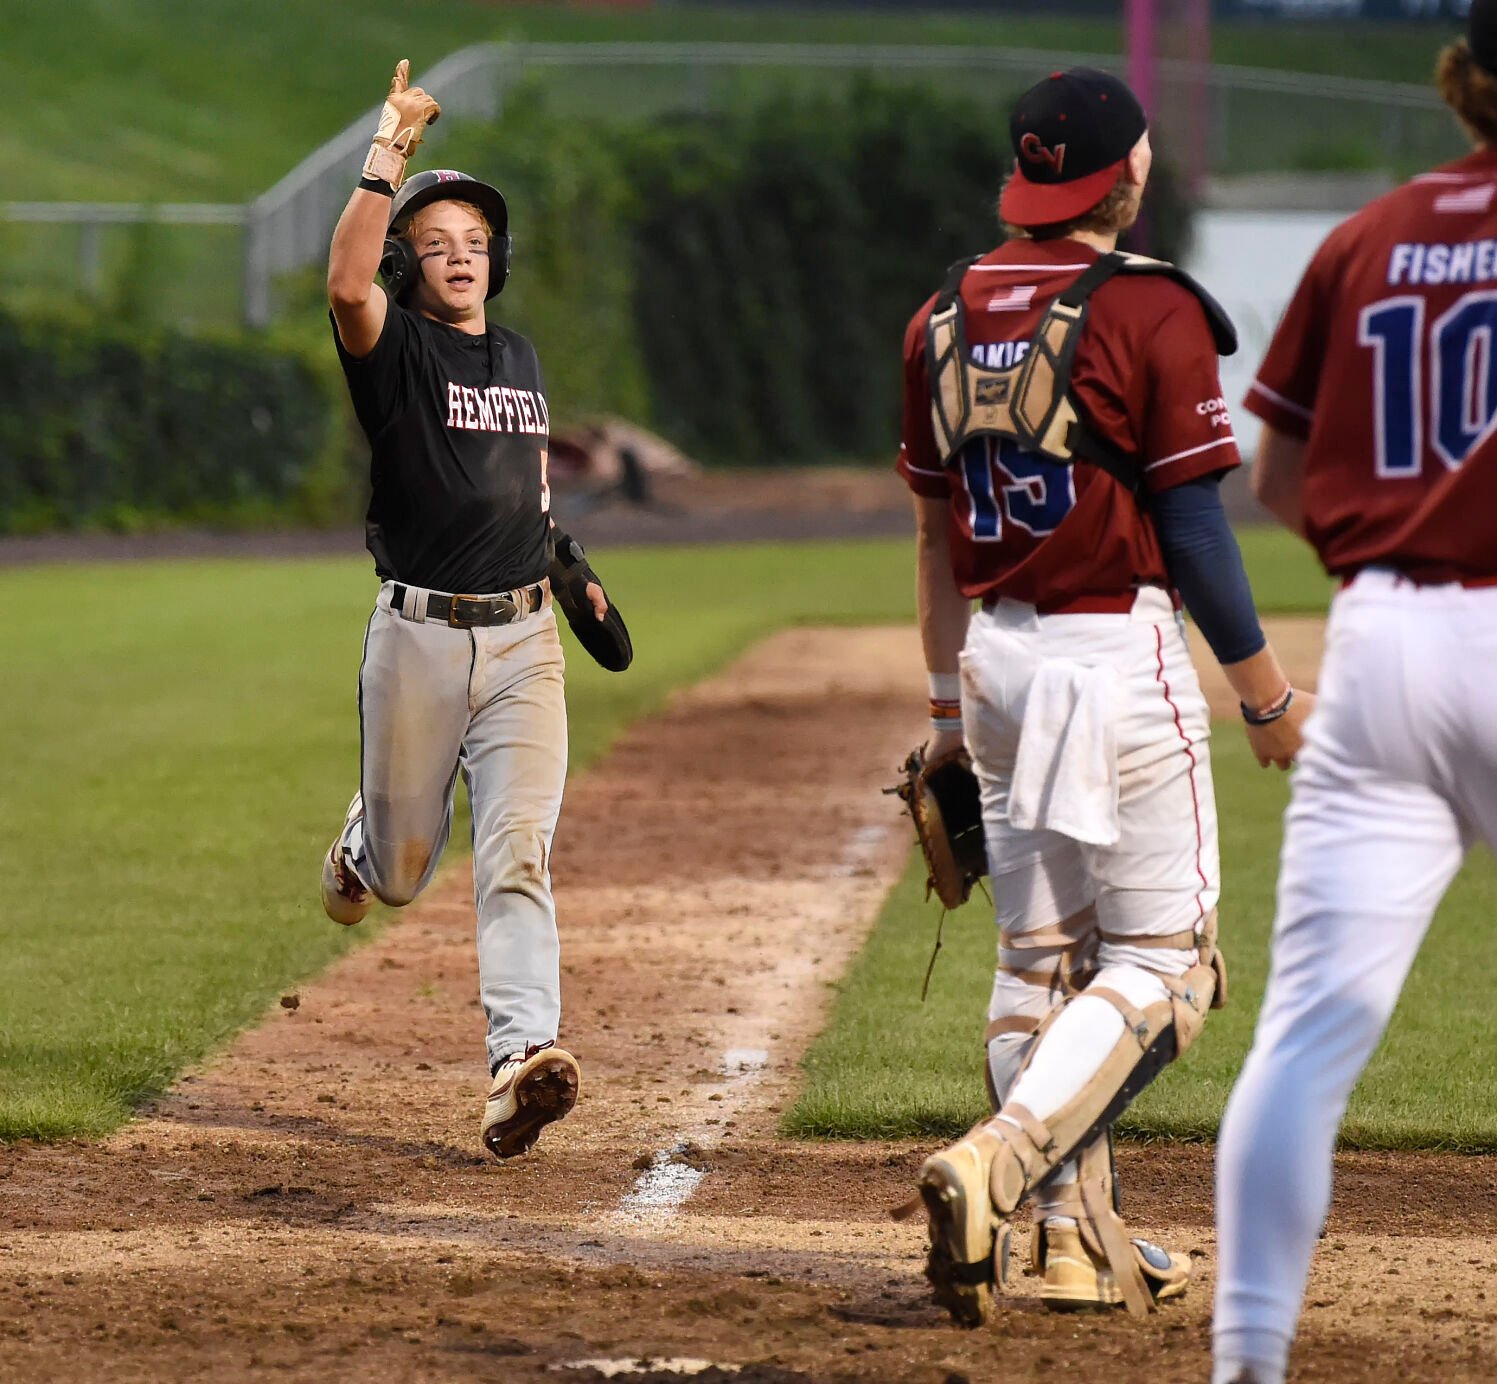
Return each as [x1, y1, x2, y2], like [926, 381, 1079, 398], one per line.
[320, 795, 371, 927]
[481, 1043, 580, 1159]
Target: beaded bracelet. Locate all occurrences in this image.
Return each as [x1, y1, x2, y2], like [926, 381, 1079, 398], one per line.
[1241, 686, 1294, 725]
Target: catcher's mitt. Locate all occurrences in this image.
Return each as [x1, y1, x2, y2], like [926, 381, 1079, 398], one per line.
[890, 745, 987, 909]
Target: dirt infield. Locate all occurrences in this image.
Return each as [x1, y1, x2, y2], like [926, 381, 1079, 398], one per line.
[4, 621, 1495, 1384]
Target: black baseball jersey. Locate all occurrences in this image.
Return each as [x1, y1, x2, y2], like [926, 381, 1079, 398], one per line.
[332, 297, 551, 594]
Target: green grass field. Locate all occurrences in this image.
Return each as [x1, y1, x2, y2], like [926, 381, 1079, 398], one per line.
[0, 538, 913, 1141]
[5, 526, 1489, 1151]
[14, 2, 1462, 203]
[787, 532, 1497, 1151]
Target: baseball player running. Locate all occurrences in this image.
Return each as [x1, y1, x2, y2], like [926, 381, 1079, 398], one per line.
[1213, 10, 1497, 1381]
[899, 68, 1312, 1325]
[320, 61, 628, 1161]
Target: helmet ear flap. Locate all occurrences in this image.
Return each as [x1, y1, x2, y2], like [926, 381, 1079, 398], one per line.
[379, 229, 511, 302]
[378, 236, 420, 302]
[487, 234, 513, 299]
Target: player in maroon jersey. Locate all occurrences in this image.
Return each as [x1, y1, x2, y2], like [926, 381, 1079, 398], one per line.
[1213, 9, 1497, 1383]
[901, 67, 1312, 1326]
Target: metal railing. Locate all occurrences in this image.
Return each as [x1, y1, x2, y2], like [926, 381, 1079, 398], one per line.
[0, 201, 245, 298]
[1, 41, 1456, 328]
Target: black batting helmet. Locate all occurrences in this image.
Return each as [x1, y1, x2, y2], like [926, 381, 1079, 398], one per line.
[378, 169, 513, 301]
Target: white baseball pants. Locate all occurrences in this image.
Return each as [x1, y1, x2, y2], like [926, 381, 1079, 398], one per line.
[1215, 569, 1497, 1383]
[962, 588, 1221, 1200]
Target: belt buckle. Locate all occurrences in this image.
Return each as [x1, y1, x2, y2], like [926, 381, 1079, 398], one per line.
[449, 593, 518, 627]
[448, 593, 478, 627]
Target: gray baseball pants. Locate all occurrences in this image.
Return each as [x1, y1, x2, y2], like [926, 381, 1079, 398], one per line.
[338, 580, 568, 1073]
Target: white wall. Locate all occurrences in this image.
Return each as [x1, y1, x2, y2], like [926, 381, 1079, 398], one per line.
[1185, 210, 1345, 458]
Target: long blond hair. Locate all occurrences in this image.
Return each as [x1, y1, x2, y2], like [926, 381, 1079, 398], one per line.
[1437, 39, 1497, 148]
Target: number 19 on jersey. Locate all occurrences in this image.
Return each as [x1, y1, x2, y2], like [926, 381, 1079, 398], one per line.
[958, 437, 1078, 541]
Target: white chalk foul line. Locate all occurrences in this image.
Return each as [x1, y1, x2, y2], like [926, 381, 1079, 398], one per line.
[610, 818, 903, 1229]
[828, 821, 898, 877]
[553, 1360, 740, 1378]
[612, 1047, 768, 1225]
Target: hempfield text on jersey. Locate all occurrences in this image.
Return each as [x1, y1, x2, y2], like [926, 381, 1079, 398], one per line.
[445, 382, 550, 435]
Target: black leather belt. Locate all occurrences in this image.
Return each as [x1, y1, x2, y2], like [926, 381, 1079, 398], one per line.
[391, 581, 546, 628]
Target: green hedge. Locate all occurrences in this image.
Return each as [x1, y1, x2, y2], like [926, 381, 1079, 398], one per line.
[2, 79, 1195, 530]
[449, 78, 1195, 466]
[0, 310, 351, 534]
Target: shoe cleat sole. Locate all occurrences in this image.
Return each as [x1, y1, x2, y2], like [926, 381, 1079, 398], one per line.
[483, 1054, 579, 1160]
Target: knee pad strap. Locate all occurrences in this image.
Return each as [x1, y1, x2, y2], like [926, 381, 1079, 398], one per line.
[1028, 1138, 1155, 1318]
[986, 1015, 1042, 1042]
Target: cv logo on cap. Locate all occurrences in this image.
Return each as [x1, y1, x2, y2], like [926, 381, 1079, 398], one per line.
[1019, 133, 1067, 174]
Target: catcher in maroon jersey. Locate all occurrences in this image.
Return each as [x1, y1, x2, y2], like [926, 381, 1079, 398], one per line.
[1214, 7, 1497, 1381]
[899, 68, 1312, 1325]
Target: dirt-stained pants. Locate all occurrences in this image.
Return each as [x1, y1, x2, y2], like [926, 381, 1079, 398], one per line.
[339, 581, 568, 1073]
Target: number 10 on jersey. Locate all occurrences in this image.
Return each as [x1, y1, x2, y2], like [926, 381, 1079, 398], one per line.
[958, 437, 1078, 542]
[1360, 289, 1497, 476]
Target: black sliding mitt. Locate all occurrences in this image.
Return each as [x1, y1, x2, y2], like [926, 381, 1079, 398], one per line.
[548, 528, 633, 672]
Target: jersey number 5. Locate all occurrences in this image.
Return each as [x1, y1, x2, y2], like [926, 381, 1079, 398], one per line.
[1360, 289, 1497, 475]
[958, 437, 1077, 542]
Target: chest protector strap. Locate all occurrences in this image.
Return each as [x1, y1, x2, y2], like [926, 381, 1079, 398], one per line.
[926, 250, 1237, 495]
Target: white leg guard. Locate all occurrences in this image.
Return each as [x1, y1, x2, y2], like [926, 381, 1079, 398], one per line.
[920, 912, 1217, 1326]
[984, 912, 1097, 1199]
[961, 918, 1223, 1318]
[985, 1026, 1032, 1112]
[986, 1017, 1084, 1245]
[990, 957, 1217, 1201]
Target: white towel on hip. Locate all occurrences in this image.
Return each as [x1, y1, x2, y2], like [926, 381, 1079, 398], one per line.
[1007, 659, 1122, 845]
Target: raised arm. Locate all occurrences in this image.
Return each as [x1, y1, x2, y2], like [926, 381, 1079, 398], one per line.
[328, 59, 441, 358]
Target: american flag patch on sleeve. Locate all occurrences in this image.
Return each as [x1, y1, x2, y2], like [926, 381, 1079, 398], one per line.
[986, 286, 1036, 312]
[1434, 184, 1496, 215]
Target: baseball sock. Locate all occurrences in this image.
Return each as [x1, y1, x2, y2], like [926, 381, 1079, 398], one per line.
[1211, 1327, 1288, 1384]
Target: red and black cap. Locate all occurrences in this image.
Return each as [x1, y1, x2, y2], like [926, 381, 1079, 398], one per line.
[1000, 67, 1148, 228]
[1470, 0, 1497, 76]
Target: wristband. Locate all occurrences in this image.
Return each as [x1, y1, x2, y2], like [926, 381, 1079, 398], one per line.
[929, 672, 961, 701]
[359, 175, 396, 198]
[362, 140, 409, 191]
[1242, 686, 1294, 725]
[929, 672, 962, 735]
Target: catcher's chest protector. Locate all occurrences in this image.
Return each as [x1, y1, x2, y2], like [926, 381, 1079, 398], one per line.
[926, 250, 1237, 494]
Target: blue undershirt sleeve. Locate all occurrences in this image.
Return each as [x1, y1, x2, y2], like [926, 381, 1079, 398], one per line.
[1148, 473, 1267, 667]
